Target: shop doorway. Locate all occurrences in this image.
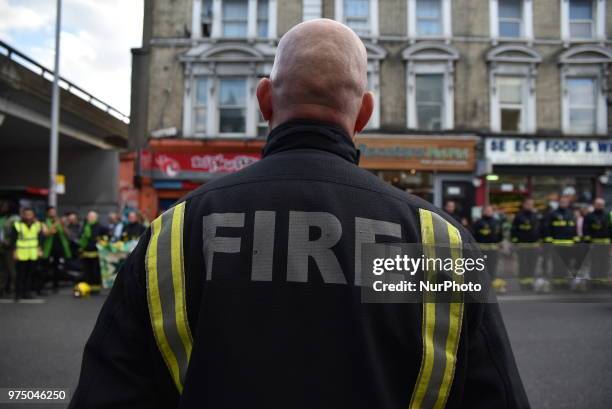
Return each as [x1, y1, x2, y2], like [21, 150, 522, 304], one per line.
[441, 180, 474, 223]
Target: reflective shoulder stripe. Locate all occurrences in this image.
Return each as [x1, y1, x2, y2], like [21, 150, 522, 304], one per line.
[145, 201, 193, 393]
[410, 209, 464, 409]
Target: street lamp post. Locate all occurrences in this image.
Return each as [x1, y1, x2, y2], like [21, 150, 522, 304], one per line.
[48, 0, 62, 207]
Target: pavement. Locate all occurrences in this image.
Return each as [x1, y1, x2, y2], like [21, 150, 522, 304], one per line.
[0, 290, 611, 408]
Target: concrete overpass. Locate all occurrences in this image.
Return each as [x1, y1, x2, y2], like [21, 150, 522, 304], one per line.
[0, 40, 129, 215]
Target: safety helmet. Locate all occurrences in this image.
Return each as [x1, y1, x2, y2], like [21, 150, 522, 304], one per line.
[73, 282, 92, 298]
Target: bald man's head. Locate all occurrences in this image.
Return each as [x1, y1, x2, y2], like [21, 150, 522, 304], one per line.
[257, 19, 373, 137]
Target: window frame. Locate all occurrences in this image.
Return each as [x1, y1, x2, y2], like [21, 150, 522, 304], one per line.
[217, 76, 249, 137]
[414, 73, 446, 130]
[406, 63, 454, 130]
[495, 76, 528, 133]
[191, 0, 277, 40]
[407, 0, 452, 40]
[221, 0, 249, 38]
[560, 0, 606, 43]
[566, 77, 598, 134]
[489, 0, 533, 42]
[334, 0, 379, 38]
[415, 0, 443, 37]
[568, 0, 595, 39]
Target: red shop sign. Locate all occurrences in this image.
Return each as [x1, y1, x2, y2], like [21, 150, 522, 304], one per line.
[142, 151, 261, 179]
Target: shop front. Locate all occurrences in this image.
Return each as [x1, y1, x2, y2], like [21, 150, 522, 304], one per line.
[356, 135, 478, 220]
[139, 139, 264, 216]
[483, 137, 612, 215]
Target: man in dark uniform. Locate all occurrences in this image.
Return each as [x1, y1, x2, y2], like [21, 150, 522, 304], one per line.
[472, 205, 505, 292]
[583, 198, 611, 286]
[121, 211, 146, 242]
[42, 206, 72, 293]
[511, 198, 540, 290]
[70, 19, 528, 409]
[543, 196, 579, 287]
[78, 211, 107, 293]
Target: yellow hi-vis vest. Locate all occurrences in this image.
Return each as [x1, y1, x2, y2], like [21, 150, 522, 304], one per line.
[14, 221, 42, 261]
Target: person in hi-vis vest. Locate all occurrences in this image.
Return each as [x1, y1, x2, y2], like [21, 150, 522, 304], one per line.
[11, 208, 45, 301]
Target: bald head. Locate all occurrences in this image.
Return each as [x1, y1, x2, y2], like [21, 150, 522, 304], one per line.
[257, 19, 373, 137]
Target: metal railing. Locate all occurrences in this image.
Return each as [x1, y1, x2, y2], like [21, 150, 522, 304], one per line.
[0, 40, 130, 124]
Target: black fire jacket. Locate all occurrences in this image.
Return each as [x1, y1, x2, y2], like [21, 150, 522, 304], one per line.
[69, 120, 529, 409]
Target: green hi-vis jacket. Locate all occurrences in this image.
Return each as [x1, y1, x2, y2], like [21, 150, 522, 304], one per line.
[43, 218, 72, 259]
[70, 121, 529, 409]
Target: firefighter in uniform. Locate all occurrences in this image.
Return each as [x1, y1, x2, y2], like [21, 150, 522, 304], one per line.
[511, 198, 540, 290]
[78, 211, 107, 293]
[70, 20, 529, 409]
[42, 206, 72, 293]
[543, 196, 579, 287]
[12, 208, 44, 301]
[472, 205, 505, 292]
[583, 198, 611, 286]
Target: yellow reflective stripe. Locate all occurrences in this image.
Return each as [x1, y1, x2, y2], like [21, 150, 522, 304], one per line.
[411, 209, 464, 409]
[171, 202, 193, 360]
[146, 216, 182, 391]
[433, 223, 464, 409]
[410, 209, 436, 409]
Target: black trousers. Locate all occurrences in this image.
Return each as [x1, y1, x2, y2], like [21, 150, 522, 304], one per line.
[45, 256, 66, 290]
[15, 260, 36, 299]
[81, 257, 101, 288]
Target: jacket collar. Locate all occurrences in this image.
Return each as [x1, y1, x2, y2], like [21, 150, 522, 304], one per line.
[262, 119, 360, 165]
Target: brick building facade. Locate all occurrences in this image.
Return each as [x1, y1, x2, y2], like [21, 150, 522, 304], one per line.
[130, 0, 612, 219]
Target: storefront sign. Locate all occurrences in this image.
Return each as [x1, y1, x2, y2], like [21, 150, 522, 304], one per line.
[486, 137, 612, 166]
[142, 151, 261, 180]
[356, 136, 476, 172]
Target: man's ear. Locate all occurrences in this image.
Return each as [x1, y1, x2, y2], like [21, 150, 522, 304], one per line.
[257, 78, 273, 121]
[354, 91, 374, 134]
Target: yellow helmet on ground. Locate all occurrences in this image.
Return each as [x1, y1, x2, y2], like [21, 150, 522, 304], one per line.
[74, 282, 92, 298]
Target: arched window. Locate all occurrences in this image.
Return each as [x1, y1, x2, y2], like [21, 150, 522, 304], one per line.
[559, 45, 612, 135]
[402, 42, 459, 130]
[181, 43, 276, 138]
[487, 44, 541, 133]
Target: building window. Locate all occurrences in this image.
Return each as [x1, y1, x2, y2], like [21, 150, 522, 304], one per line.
[497, 77, 526, 132]
[487, 45, 540, 134]
[569, 0, 594, 38]
[222, 0, 249, 37]
[415, 74, 444, 130]
[219, 78, 247, 134]
[201, 0, 213, 37]
[344, 0, 370, 35]
[303, 0, 322, 20]
[193, 77, 209, 133]
[335, 0, 378, 37]
[403, 43, 458, 130]
[408, 0, 451, 39]
[416, 0, 442, 36]
[498, 0, 522, 37]
[490, 0, 533, 41]
[567, 78, 597, 134]
[257, 0, 269, 37]
[561, 0, 605, 42]
[559, 45, 611, 135]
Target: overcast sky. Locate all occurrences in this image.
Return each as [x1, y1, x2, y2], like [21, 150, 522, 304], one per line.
[0, 0, 143, 115]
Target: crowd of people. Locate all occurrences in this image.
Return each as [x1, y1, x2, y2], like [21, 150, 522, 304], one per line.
[445, 197, 612, 293]
[0, 202, 147, 301]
